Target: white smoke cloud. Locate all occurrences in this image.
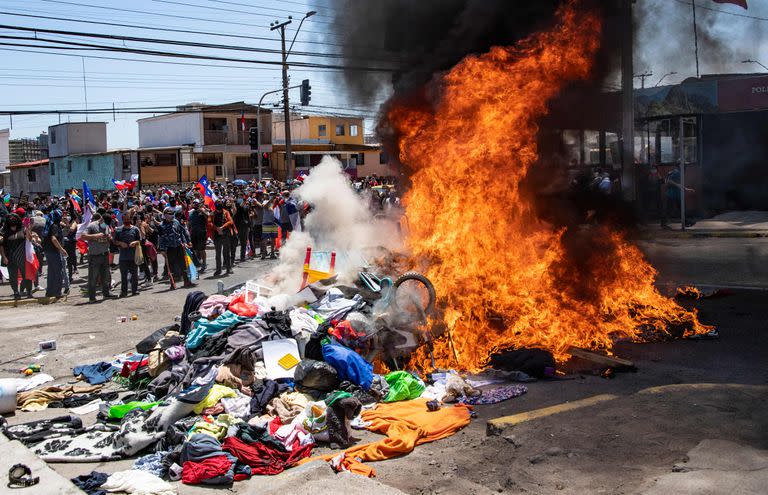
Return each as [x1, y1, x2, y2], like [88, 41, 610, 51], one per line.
[261, 156, 403, 301]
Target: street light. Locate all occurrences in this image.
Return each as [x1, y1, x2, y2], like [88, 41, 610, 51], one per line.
[270, 10, 316, 180]
[654, 71, 677, 87]
[742, 59, 768, 71]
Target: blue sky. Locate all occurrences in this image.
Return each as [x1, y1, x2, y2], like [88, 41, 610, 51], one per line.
[0, 0, 764, 147]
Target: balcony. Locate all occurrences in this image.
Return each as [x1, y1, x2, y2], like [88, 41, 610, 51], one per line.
[203, 130, 228, 145]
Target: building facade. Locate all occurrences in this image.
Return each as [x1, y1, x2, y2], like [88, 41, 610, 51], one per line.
[46, 122, 137, 196]
[271, 114, 387, 178]
[137, 102, 273, 185]
[0, 128, 9, 172]
[8, 159, 50, 198]
[8, 132, 48, 165]
[49, 151, 139, 196]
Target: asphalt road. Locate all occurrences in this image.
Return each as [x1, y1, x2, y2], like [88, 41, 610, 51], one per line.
[0, 237, 766, 494]
[639, 237, 768, 289]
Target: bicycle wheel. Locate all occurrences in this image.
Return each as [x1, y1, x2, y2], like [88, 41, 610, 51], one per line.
[393, 271, 436, 318]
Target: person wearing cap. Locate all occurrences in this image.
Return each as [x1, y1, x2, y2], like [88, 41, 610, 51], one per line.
[81, 212, 118, 302]
[157, 206, 194, 289]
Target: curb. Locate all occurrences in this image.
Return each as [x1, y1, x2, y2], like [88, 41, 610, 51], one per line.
[637, 231, 768, 240]
[0, 295, 66, 308]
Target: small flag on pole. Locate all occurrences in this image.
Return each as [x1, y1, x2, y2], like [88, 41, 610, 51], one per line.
[712, 0, 747, 9]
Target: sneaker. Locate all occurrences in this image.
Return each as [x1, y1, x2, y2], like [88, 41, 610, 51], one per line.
[89, 297, 97, 303]
[103, 293, 119, 299]
[212, 271, 222, 277]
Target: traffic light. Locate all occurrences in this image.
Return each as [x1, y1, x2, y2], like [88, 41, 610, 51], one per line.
[248, 126, 258, 150]
[261, 152, 269, 167]
[300, 79, 311, 106]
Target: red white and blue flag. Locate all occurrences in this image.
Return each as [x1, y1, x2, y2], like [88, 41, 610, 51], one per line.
[113, 174, 139, 191]
[713, 0, 747, 8]
[196, 175, 217, 209]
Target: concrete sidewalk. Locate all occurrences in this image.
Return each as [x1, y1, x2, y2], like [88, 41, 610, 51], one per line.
[641, 211, 768, 238]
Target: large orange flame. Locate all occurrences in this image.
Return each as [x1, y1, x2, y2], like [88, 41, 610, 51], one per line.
[388, 2, 711, 370]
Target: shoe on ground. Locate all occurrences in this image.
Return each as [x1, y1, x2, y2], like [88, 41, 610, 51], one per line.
[183, 282, 197, 288]
[132, 291, 139, 296]
[103, 293, 118, 299]
[119, 293, 127, 298]
[89, 297, 97, 303]
[270, 254, 277, 260]
[213, 271, 222, 277]
[226, 269, 233, 275]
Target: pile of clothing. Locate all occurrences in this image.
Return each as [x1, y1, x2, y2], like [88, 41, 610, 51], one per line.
[2, 285, 512, 488]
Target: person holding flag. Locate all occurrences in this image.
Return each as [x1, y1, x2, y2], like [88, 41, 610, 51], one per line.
[157, 206, 195, 289]
[196, 175, 217, 210]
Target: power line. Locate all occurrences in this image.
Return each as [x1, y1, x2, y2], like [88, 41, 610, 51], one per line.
[206, 0, 340, 20]
[0, 10, 349, 49]
[0, 35, 397, 72]
[152, 0, 343, 26]
[0, 21, 403, 63]
[36, 0, 346, 39]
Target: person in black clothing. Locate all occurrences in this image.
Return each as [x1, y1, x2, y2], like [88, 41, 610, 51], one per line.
[42, 208, 67, 298]
[61, 211, 79, 282]
[233, 194, 250, 262]
[187, 200, 209, 273]
[0, 213, 33, 299]
[211, 200, 234, 277]
[113, 213, 142, 297]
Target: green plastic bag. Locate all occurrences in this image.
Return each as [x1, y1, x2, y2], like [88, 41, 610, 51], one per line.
[108, 401, 160, 419]
[383, 371, 425, 402]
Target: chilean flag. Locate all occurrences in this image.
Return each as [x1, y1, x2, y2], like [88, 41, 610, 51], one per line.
[240, 109, 246, 131]
[196, 175, 217, 209]
[24, 238, 39, 281]
[713, 0, 747, 8]
[113, 174, 139, 191]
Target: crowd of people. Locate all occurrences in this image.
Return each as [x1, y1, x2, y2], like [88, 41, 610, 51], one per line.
[0, 174, 401, 303]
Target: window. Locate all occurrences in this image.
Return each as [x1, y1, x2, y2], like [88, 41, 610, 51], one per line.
[214, 165, 223, 177]
[379, 152, 388, 164]
[350, 124, 359, 137]
[121, 153, 131, 172]
[51, 129, 56, 144]
[50, 161, 55, 176]
[335, 124, 345, 136]
[235, 156, 253, 174]
[27, 169, 36, 182]
[156, 153, 177, 166]
[318, 124, 327, 137]
[67, 160, 72, 173]
[87, 159, 93, 171]
[196, 153, 222, 166]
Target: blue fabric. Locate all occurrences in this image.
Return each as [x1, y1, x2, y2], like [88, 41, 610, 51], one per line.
[73, 361, 116, 385]
[186, 310, 245, 350]
[321, 343, 373, 390]
[133, 451, 168, 477]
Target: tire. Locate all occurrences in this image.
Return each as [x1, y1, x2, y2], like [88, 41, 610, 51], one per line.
[393, 271, 436, 316]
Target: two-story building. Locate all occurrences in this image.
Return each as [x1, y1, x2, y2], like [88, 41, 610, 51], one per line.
[47, 122, 138, 196]
[137, 102, 273, 186]
[271, 114, 391, 178]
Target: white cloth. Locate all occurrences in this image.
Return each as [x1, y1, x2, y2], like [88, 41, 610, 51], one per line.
[310, 288, 364, 320]
[14, 373, 54, 392]
[221, 395, 251, 418]
[102, 469, 176, 495]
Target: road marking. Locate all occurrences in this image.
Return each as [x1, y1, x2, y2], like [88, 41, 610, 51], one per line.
[486, 394, 619, 435]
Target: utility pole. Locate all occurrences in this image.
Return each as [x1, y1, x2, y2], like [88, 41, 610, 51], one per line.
[270, 11, 315, 181]
[271, 19, 293, 180]
[620, 0, 636, 202]
[633, 71, 653, 89]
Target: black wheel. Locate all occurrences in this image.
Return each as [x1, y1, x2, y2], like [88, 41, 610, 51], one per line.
[393, 271, 436, 318]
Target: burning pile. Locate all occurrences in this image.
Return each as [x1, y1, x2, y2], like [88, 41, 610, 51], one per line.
[387, 3, 711, 370]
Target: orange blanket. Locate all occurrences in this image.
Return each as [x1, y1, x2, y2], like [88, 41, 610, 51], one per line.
[299, 398, 472, 476]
